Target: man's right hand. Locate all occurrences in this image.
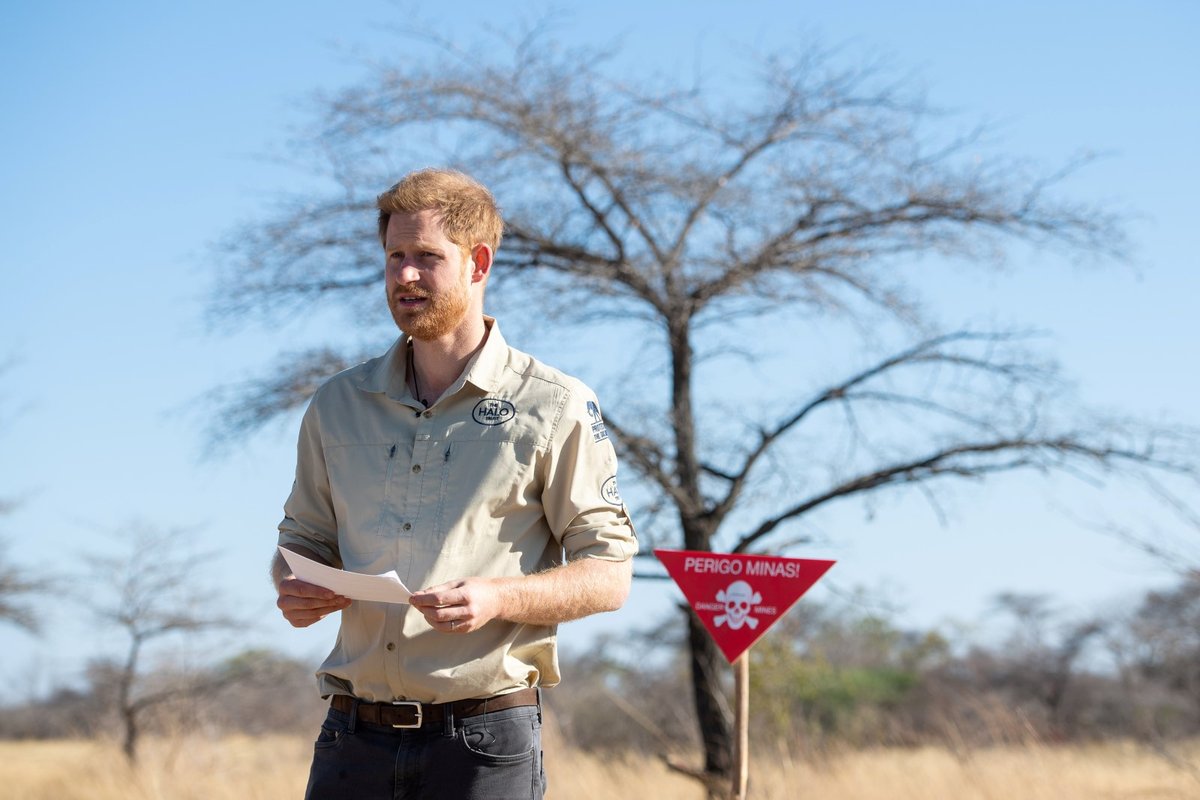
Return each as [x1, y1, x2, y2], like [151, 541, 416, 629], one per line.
[276, 576, 351, 628]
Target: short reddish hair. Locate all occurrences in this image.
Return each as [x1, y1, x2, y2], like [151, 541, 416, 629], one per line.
[376, 169, 503, 254]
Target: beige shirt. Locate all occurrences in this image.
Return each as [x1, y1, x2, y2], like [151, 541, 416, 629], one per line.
[278, 320, 638, 703]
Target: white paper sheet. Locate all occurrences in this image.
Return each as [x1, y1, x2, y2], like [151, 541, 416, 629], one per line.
[278, 546, 412, 604]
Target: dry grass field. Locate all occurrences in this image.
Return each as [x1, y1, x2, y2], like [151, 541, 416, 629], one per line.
[2, 733, 1198, 799]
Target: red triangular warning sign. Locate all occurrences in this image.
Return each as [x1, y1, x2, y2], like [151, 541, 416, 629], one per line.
[656, 549, 835, 663]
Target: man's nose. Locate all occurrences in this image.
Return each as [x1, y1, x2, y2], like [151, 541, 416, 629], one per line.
[390, 261, 422, 284]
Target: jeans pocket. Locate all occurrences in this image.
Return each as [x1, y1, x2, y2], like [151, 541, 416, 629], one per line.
[313, 711, 349, 751]
[457, 709, 539, 763]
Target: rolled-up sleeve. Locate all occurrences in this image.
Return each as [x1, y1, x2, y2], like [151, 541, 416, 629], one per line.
[541, 383, 638, 562]
[277, 396, 342, 569]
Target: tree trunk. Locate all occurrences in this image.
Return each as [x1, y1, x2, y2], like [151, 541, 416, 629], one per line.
[121, 707, 138, 763]
[687, 609, 732, 792]
[668, 315, 700, 508]
[119, 636, 141, 763]
[668, 312, 732, 793]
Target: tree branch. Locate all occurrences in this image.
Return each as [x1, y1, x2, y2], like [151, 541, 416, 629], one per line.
[732, 434, 1192, 554]
[704, 331, 1043, 527]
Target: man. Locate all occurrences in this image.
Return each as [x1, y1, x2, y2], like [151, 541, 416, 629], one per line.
[272, 168, 637, 799]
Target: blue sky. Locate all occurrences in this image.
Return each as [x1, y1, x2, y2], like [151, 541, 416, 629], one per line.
[1, 1, 1198, 695]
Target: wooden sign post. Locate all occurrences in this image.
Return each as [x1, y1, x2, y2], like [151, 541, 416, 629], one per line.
[733, 653, 750, 800]
[655, 550, 836, 799]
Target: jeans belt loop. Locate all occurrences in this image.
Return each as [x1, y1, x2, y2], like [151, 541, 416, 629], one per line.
[347, 697, 359, 735]
[442, 699, 455, 737]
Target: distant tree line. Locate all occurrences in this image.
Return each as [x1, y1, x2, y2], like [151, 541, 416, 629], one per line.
[550, 571, 1200, 760]
[3, 571, 1198, 765]
[0, 648, 326, 743]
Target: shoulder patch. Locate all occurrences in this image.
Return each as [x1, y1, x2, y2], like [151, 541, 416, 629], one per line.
[586, 400, 608, 442]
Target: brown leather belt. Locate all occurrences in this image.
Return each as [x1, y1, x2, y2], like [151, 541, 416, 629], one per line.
[331, 687, 539, 729]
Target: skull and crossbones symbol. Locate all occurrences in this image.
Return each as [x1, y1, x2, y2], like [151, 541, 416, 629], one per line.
[714, 580, 761, 630]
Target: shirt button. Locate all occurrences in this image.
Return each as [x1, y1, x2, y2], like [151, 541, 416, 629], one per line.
[403, 523, 412, 531]
[411, 464, 422, 474]
[386, 642, 396, 651]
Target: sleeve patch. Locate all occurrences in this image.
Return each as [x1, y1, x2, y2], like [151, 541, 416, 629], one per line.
[601, 475, 622, 505]
[586, 400, 608, 442]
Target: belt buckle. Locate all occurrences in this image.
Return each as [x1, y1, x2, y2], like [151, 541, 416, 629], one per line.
[390, 700, 423, 729]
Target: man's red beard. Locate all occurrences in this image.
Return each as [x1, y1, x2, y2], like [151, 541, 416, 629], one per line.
[388, 281, 470, 340]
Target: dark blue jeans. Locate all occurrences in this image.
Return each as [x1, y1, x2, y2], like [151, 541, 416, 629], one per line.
[304, 700, 546, 800]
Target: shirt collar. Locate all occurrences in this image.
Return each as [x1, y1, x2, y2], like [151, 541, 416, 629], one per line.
[462, 316, 509, 394]
[355, 316, 509, 400]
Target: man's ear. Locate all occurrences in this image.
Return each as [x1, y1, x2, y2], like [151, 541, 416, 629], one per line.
[470, 244, 493, 283]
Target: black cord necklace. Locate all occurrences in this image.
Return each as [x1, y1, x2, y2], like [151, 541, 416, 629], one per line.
[408, 342, 430, 408]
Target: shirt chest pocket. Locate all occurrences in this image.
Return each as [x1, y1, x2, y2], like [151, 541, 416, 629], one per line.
[428, 438, 542, 554]
[323, 443, 394, 567]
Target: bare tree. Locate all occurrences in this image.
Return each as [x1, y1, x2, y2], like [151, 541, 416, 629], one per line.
[0, 538, 48, 632]
[0, 361, 50, 631]
[989, 592, 1106, 736]
[209, 25, 1197, 791]
[1119, 571, 1200, 729]
[82, 523, 242, 762]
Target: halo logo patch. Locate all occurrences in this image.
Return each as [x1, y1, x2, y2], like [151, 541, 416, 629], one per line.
[472, 398, 516, 426]
[601, 475, 622, 505]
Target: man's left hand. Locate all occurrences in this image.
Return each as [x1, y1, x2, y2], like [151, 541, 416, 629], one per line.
[410, 578, 502, 634]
